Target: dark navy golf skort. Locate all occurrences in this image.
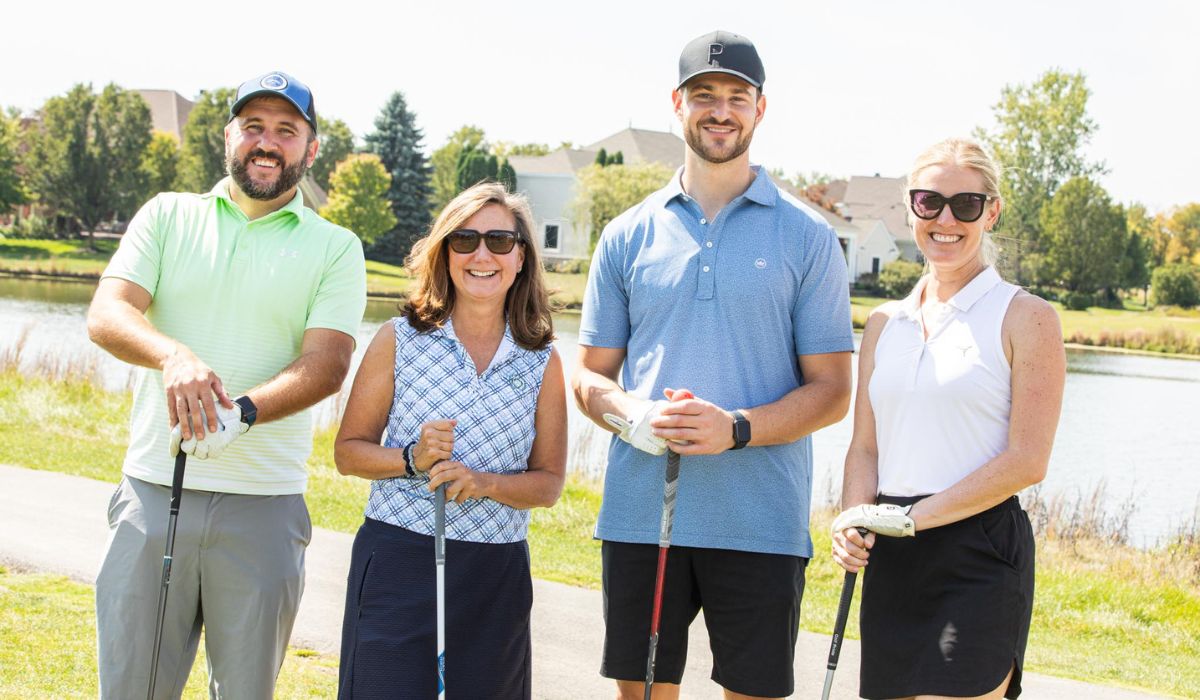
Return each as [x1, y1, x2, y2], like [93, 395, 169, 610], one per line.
[338, 517, 533, 699]
[860, 495, 1035, 699]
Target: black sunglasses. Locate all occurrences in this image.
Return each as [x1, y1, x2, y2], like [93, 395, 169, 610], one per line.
[447, 229, 521, 255]
[908, 189, 992, 223]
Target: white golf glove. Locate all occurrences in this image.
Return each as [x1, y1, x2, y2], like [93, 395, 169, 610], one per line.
[175, 403, 249, 460]
[603, 400, 668, 456]
[832, 503, 916, 538]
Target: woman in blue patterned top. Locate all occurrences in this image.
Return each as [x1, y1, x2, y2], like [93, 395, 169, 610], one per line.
[334, 182, 567, 699]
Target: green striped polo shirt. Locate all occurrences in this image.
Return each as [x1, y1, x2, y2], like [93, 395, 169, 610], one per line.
[103, 179, 367, 494]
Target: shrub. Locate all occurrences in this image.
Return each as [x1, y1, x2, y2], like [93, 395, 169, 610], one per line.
[1061, 291, 1095, 311]
[877, 260, 923, 299]
[1151, 264, 1200, 308]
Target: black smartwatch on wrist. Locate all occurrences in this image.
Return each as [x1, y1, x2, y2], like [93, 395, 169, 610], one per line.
[234, 395, 257, 429]
[730, 410, 751, 450]
[403, 442, 417, 477]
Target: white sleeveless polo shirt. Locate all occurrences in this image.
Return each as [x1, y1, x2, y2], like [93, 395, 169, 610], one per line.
[869, 266, 1020, 496]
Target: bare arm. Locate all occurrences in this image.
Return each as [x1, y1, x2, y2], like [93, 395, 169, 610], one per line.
[429, 348, 568, 509]
[571, 345, 646, 432]
[832, 305, 894, 571]
[908, 292, 1065, 530]
[87, 277, 231, 439]
[249, 327, 354, 424]
[651, 350, 852, 456]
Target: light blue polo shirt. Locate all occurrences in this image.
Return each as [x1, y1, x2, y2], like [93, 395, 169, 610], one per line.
[580, 166, 853, 557]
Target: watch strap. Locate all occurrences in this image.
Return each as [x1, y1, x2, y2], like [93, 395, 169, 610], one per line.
[730, 409, 750, 450]
[234, 395, 257, 428]
[403, 442, 417, 477]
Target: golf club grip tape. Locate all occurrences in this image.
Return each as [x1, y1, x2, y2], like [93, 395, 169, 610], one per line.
[827, 570, 858, 668]
[659, 451, 680, 546]
[169, 452, 186, 514]
[434, 484, 446, 562]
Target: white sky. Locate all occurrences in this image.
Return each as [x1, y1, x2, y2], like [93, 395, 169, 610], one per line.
[4, 1, 1197, 211]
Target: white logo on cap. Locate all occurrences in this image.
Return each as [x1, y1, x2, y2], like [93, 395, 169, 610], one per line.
[708, 43, 724, 66]
[260, 73, 288, 90]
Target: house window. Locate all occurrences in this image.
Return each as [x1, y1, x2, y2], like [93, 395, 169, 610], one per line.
[871, 257, 880, 275]
[544, 224, 560, 250]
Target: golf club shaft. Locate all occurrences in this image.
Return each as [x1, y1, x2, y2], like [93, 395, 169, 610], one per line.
[644, 449, 681, 700]
[821, 528, 867, 700]
[435, 483, 446, 699]
[147, 450, 187, 700]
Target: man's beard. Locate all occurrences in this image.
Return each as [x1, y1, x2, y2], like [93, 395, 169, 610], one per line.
[227, 148, 309, 201]
[684, 118, 754, 164]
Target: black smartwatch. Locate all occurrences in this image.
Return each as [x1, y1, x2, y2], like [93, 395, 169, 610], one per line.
[730, 410, 751, 450]
[234, 395, 257, 429]
[403, 442, 417, 477]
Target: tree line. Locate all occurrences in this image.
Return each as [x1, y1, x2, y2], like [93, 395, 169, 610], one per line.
[1, 74, 1197, 306]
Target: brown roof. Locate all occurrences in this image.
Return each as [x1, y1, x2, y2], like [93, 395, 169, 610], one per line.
[841, 175, 908, 239]
[585, 128, 685, 170]
[136, 90, 194, 141]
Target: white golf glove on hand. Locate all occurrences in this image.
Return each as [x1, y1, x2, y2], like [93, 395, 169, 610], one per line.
[832, 503, 916, 538]
[603, 400, 668, 456]
[177, 403, 249, 460]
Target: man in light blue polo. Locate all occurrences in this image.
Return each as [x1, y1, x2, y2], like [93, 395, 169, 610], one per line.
[88, 71, 366, 698]
[572, 31, 853, 699]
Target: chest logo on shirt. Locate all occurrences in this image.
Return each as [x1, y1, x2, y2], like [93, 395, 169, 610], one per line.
[279, 248, 299, 258]
[755, 258, 767, 269]
[508, 375, 526, 392]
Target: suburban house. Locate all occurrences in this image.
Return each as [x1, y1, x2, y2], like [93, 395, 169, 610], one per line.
[773, 180, 900, 282]
[509, 128, 685, 266]
[836, 174, 922, 265]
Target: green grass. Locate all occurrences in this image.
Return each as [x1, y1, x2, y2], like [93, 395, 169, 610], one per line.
[3, 364, 1200, 696]
[0, 566, 338, 699]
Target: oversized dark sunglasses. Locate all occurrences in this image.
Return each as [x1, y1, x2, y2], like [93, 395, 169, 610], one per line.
[447, 229, 521, 255]
[908, 189, 991, 223]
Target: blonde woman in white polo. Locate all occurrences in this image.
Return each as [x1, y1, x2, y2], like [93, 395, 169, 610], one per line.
[831, 138, 1066, 700]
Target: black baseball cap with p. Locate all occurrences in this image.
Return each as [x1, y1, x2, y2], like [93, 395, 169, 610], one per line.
[677, 31, 765, 91]
[230, 71, 318, 134]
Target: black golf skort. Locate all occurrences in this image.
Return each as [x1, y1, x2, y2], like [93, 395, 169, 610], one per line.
[601, 540, 807, 697]
[338, 517, 532, 700]
[860, 495, 1035, 699]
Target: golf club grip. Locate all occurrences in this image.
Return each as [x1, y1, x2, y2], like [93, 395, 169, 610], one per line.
[659, 451, 680, 546]
[826, 570, 857, 669]
[169, 451, 186, 515]
[434, 484, 446, 563]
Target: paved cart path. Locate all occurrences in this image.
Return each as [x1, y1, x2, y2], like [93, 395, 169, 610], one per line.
[0, 465, 1166, 699]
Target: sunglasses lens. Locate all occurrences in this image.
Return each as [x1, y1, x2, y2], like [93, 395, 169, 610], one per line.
[448, 231, 480, 253]
[484, 231, 518, 254]
[911, 191, 943, 220]
[947, 194, 986, 222]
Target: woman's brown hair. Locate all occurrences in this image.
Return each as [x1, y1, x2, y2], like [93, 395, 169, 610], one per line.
[403, 181, 556, 350]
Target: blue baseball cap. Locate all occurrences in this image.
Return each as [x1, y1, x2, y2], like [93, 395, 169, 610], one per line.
[230, 71, 318, 133]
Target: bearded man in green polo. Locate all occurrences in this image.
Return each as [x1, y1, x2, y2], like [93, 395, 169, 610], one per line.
[87, 71, 366, 699]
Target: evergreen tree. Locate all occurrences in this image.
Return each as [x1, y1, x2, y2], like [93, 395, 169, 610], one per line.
[364, 91, 432, 263]
[611, 151, 624, 165]
[497, 158, 517, 192]
[595, 148, 608, 167]
[455, 146, 494, 191]
[430, 125, 486, 215]
[175, 87, 235, 193]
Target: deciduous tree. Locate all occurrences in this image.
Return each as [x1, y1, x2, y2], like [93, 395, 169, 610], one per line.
[24, 83, 152, 247]
[0, 108, 28, 214]
[1039, 177, 1125, 294]
[310, 116, 355, 191]
[975, 70, 1106, 285]
[140, 131, 180, 205]
[319, 154, 396, 244]
[571, 162, 674, 252]
[175, 87, 235, 193]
